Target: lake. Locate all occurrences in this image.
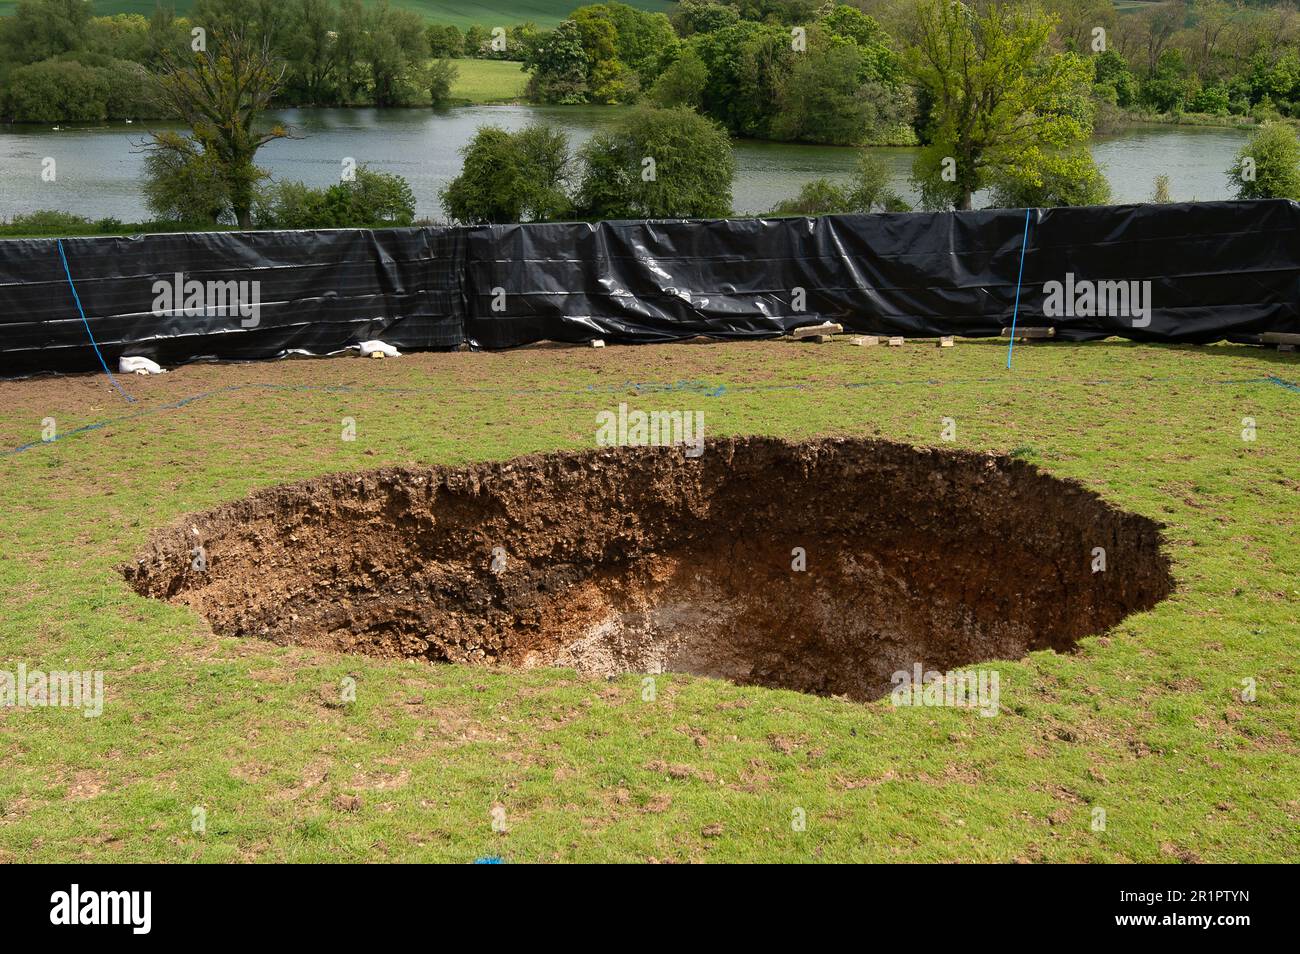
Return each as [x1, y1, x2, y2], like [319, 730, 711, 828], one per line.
[0, 104, 1251, 222]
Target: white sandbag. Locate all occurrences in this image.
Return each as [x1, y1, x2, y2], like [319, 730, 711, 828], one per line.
[358, 340, 401, 358]
[119, 355, 164, 375]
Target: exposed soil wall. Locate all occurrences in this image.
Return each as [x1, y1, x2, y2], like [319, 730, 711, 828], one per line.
[123, 437, 1174, 701]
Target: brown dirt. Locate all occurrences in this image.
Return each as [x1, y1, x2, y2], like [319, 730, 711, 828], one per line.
[122, 436, 1174, 701]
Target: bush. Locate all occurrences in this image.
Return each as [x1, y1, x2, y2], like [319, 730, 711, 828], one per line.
[769, 179, 857, 216]
[4, 210, 95, 231]
[253, 180, 327, 229]
[1152, 174, 1172, 204]
[769, 153, 909, 216]
[1188, 84, 1230, 116]
[0, 55, 156, 121]
[255, 166, 417, 229]
[849, 152, 909, 211]
[325, 166, 417, 226]
[3, 58, 109, 121]
[440, 125, 574, 224]
[1229, 122, 1300, 201]
[575, 106, 734, 219]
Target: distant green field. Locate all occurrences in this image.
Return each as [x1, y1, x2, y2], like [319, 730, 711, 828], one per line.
[448, 58, 529, 103]
[0, 0, 672, 26]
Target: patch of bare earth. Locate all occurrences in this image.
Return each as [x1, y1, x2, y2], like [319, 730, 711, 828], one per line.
[123, 437, 1173, 701]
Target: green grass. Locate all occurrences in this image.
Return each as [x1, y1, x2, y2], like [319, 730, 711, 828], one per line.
[0, 338, 1297, 862]
[0, 0, 672, 26]
[447, 58, 529, 104]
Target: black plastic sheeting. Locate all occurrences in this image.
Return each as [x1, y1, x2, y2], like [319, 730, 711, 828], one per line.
[3, 199, 1297, 375]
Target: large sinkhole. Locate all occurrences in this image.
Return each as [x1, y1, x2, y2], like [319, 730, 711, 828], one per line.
[123, 437, 1173, 702]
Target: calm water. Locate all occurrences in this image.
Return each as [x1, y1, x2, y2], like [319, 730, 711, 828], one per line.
[0, 105, 1250, 222]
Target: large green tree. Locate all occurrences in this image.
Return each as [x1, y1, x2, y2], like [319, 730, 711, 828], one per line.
[441, 125, 575, 224]
[524, 19, 590, 104]
[147, 30, 289, 228]
[907, 0, 1101, 210]
[362, 1, 428, 107]
[575, 106, 734, 219]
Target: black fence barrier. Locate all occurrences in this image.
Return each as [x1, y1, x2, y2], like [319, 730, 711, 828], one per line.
[3, 199, 1297, 375]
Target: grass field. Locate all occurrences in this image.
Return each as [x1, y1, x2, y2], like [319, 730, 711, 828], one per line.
[0, 0, 672, 25]
[448, 58, 529, 104]
[1, 338, 1297, 862]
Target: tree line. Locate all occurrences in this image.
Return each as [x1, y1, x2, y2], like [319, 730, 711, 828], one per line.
[0, 0, 464, 122]
[5, 0, 1300, 234]
[442, 0, 1300, 222]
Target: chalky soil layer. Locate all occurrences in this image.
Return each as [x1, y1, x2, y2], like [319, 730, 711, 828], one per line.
[124, 437, 1174, 701]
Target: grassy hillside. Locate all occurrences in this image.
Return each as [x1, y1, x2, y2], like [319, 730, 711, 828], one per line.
[0, 0, 673, 26]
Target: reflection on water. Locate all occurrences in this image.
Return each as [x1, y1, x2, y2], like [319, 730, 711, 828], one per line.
[0, 105, 1251, 222]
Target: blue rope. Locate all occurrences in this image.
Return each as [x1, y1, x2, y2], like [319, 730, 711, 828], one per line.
[1006, 208, 1034, 370]
[56, 239, 133, 403]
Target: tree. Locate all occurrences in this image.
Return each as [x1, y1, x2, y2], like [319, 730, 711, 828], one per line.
[142, 131, 233, 224]
[821, 5, 881, 47]
[146, 5, 189, 68]
[0, 0, 93, 65]
[1092, 49, 1137, 109]
[441, 125, 574, 224]
[1043, 0, 1115, 56]
[1135, 0, 1185, 74]
[191, 0, 283, 48]
[693, 20, 792, 137]
[1141, 49, 1194, 113]
[280, 0, 340, 104]
[648, 46, 708, 108]
[333, 0, 368, 103]
[147, 30, 289, 228]
[672, 0, 741, 37]
[575, 106, 734, 219]
[463, 25, 490, 57]
[87, 13, 152, 63]
[524, 20, 591, 103]
[573, 2, 678, 84]
[772, 35, 914, 145]
[429, 58, 458, 106]
[362, 2, 428, 106]
[426, 24, 465, 58]
[1229, 122, 1300, 200]
[907, 0, 1096, 211]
